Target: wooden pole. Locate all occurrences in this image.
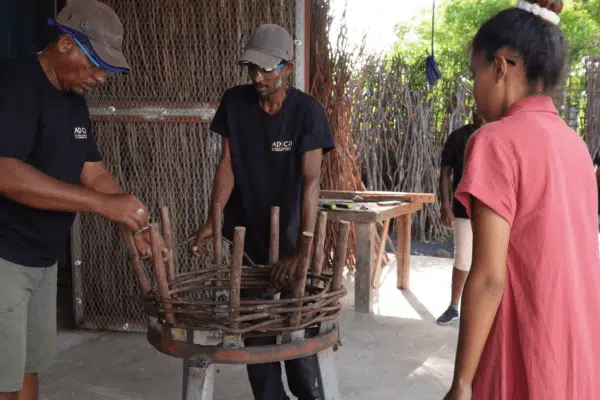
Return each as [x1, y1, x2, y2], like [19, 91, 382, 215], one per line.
[159, 207, 176, 281]
[311, 211, 327, 275]
[290, 232, 314, 326]
[269, 206, 280, 265]
[331, 221, 350, 296]
[122, 229, 151, 295]
[355, 223, 375, 313]
[397, 214, 412, 290]
[229, 227, 245, 331]
[150, 224, 175, 324]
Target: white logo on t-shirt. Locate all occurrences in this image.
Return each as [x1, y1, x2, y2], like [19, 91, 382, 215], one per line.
[272, 140, 292, 152]
[74, 127, 87, 140]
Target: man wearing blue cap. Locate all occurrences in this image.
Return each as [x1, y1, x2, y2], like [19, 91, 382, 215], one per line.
[0, 1, 157, 399]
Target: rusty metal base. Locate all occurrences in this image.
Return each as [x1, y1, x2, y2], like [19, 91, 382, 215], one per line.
[147, 317, 341, 365]
[146, 317, 342, 399]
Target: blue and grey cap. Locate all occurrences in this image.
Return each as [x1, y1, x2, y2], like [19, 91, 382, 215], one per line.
[49, 0, 130, 74]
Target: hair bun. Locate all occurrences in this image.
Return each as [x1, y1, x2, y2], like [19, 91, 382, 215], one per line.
[515, 0, 562, 24]
[526, 0, 563, 14]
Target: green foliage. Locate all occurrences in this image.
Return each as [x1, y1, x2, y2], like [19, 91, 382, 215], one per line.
[391, 0, 600, 87]
[387, 0, 600, 134]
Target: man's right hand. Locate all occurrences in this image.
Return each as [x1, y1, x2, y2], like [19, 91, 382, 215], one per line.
[441, 206, 454, 229]
[97, 193, 149, 233]
[189, 223, 213, 258]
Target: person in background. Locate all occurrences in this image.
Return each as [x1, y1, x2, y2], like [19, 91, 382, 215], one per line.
[189, 24, 334, 400]
[593, 146, 600, 227]
[0, 2, 158, 399]
[437, 110, 484, 325]
[444, 1, 600, 399]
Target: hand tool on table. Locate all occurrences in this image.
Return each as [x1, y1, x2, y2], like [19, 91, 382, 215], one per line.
[318, 199, 354, 210]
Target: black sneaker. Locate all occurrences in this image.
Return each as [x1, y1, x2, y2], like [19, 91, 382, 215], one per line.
[437, 306, 459, 325]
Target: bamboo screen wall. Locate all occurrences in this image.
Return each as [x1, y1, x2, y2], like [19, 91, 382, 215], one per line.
[585, 57, 600, 154]
[73, 0, 297, 332]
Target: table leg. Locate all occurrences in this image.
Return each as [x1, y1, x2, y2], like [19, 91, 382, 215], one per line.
[355, 222, 375, 313]
[396, 214, 412, 290]
[183, 328, 215, 400]
[182, 359, 215, 400]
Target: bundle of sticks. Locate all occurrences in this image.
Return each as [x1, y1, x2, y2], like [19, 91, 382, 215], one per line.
[309, 0, 366, 269]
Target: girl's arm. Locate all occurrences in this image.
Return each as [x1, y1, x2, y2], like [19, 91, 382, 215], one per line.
[450, 196, 510, 390]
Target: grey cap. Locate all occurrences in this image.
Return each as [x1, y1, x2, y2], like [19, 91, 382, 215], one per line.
[55, 0, 130, 71]
[239, 24, 294, 69]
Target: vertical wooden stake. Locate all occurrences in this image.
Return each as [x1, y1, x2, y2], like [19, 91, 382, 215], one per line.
[311, 211, 328, 275]
[150, 224, 175, 324]
[160, 207, 176, 281]
[269, 206, 280, 265]
[122, 228, 151, 296]
[290, 232, 314, 326]
[212, 203, 223, 265]
[397, 213, 412, 290]
[229, 227, 245, 332]
[331, 221, 350, 298]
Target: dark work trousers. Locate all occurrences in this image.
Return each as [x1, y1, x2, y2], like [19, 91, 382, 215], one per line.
[242, 289, 321, 400]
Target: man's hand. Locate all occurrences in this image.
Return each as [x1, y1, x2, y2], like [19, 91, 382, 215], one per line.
[97, 193, 149, 232]
[441, 205, 454, 229]
[270, 256, 300, 289]
[189, 223, 213, 258]
[444, 382, 472, 400]
[134, 229, 168, 261]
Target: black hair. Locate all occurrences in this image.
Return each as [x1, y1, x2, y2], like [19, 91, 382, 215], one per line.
[472, 0, 566, 92]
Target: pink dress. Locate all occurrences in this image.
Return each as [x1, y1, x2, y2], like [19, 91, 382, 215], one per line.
[455, 96, 600, 399]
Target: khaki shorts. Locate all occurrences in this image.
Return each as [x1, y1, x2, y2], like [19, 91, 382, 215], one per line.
[0, 258, 57, 392]
[454, 218, 473, 272]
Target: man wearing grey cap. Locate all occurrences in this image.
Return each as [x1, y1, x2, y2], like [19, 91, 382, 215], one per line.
[0, 1, 158, 398]
[190, 24, 335, 400]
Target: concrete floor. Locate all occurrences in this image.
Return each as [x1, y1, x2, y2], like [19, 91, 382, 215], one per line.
[40, 255, 458, 400]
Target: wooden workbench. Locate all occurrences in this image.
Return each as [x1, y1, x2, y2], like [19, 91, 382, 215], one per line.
[320, 190, 435, 314]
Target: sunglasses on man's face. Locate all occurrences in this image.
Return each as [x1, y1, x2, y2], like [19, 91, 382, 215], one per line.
[245, 61, 286, 76]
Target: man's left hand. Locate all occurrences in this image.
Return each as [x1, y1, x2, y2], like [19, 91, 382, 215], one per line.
[134, 230, 168, 261]
[270, 256, 300, 289]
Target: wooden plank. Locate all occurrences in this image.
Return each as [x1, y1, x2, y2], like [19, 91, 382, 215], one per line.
[355, 223, 375, 313]
[372, 218, 391, 289]
[397, 214, 412, 290]
[320, 190, 435, 204]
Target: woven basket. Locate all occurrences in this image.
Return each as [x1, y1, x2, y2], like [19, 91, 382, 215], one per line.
[123, 204, 350, 337]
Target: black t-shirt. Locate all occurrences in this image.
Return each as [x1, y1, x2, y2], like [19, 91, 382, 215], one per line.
[441, 124, 476, 219]
[0, 55, 102, 267]
[210, 85, 334, 264]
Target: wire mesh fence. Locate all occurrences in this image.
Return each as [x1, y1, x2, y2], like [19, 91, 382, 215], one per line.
[75, 0, 298, 332]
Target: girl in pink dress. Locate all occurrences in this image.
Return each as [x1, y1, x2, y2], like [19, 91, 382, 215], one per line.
[445, 1, 600, 399]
